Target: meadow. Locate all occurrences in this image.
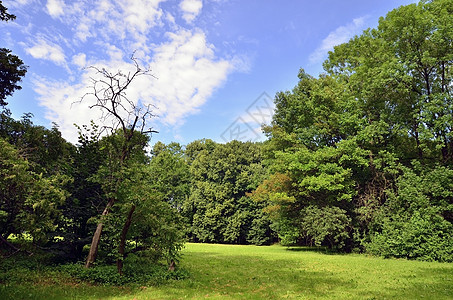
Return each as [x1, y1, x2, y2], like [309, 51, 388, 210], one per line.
[1, 243, 452, 299]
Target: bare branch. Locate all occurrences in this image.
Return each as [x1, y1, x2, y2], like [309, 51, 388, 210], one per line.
[79, 54, 158, 136]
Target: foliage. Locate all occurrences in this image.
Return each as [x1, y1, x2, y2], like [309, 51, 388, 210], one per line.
[0, 48, 27, 107]
[83, 130, 185, 269]
[148, 142, 191, 211]
[0, 110, 73, 176]
[366, 209, 453, 262]
[0, 138, 69, 244]
[365, 165, 453, 262]
[0, 1, 15, 22]
[51, 123, 104, 261]
[257, 0, 453, 259]
[0, 2, 27, 107]
[184, 140, 272, 245]
[300, 205, 351, 249]
[59, 259, 188, 286]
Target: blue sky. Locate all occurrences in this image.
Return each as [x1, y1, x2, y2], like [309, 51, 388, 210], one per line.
[2, 0, 416, 145]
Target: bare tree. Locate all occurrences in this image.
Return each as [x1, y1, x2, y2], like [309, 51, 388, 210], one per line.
[82, 54, 157, 271]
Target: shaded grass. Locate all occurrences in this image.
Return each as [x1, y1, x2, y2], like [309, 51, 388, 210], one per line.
[1, 243, 452, 299]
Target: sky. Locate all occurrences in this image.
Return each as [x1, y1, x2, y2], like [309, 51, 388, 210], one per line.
[1, 0, 417, 146]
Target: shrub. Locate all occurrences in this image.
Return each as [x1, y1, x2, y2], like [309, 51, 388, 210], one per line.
[59, 255, 189, 286]
[365, 209, 453, 262]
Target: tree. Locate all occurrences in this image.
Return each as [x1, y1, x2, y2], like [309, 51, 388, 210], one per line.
[365, 165, 453, 262]
[50, 123, 105, 260]
[0, 3, 27, 107]
[148, 142, 191, 211]
[81, 55, 158, 274]
[0, 49, 27, 107]
[325, 0, 453, 163]
[184, 140, 271, 244]
[0, 110, 73, 176]
[0, 1, 15, 22]
[0, 138, 69, 248]
[258, 0, 453, 257]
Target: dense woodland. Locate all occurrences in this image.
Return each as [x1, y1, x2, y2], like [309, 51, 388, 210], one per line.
[1, 0, 452, 278]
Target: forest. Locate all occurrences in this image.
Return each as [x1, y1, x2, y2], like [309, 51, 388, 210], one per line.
[1, 0, 452, 287]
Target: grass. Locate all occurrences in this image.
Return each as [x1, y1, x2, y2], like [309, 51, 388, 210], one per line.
[1, 243, 452, 299]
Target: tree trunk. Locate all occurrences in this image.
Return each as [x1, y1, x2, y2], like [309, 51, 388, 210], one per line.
[85, 198, 115, 268]
[117, 204, 136, 275]
[168, 260, 176, 271]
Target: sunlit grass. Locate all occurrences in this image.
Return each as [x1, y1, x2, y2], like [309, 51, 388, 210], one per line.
[1, 243, 452, 299]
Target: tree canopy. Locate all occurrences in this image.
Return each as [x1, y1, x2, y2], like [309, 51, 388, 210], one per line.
[257, 0, 453, 260]
[0, 3, 27, 107]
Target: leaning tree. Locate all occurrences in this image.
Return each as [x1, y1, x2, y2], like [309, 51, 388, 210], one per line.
[82, 55, 158, 273]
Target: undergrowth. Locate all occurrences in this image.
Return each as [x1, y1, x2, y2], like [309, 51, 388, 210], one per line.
[0, 251, 189, 287]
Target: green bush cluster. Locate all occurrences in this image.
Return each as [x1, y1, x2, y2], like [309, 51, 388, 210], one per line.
[59, 254, 189, 286]
[366, 211, 453, 262]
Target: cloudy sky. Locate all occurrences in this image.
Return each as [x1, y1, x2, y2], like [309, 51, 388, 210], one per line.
[2, 0, 416, 145]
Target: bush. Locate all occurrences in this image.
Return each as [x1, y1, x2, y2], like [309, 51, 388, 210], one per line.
[300, 206, 351, 250]
[364, 166, 453, 262]
[59, 255, 189, 286]
[365, 209, 453, 262]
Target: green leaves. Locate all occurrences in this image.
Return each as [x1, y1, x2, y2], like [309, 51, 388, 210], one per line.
[185, 140, 271, 245]
[0, 138, 69, 244]
[0, 48, 27, 106]
[260, 0, 453, 256]
[300, 206, 351, 249]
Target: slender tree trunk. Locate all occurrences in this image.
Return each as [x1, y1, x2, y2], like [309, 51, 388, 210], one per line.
[85, 198, 115, 268]
[413, 120, 423, 160]
[117, 204, 136, 275]
[0, 234, 33, 256]
[168, 260, 176, 271]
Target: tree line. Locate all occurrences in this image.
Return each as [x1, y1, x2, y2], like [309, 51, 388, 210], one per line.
[1, 0, 452, 275]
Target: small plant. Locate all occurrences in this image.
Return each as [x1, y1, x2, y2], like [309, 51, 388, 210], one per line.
[58, 255, 189, 286]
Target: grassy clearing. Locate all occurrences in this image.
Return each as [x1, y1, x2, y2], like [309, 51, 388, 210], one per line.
[1, 243, 452, 299]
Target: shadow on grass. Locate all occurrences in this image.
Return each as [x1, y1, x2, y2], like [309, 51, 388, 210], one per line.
[0, 283, 135, 300]
[285, 245, 339, 255]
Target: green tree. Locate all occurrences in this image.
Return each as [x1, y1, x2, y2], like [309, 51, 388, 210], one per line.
[149, 142, 191, 211]
[0, 2, 27, 107]
[366, 165, 453, 262]
[0, 110, 73, 176]
[185, 140, 271, 245]
[258, 0, 453, 257]
[0, 1, 15, 21]
[79, 56, 185, 275]
[48, 123, 105, 260]
[325, 0, 453, 163]
[0, 138, 69, 247]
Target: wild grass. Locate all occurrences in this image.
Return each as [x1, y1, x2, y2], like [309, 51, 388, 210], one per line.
[1, 243, 452, 299]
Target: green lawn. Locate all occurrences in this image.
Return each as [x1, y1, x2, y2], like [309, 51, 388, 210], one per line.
[1, 243, 452, 299]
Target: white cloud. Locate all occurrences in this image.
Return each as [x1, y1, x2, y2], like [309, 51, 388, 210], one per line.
[180, 0, 203, 23]
[32, 75, 97, 143]
[120, 0, 164, 34]
[46, 0, 65, 18]
[25, 39, 66, 65]
[4, 0, 36, 7]
[309, 16, 368, 64]
[32, 29, 235, 143]
[146, 29, 233, 125]
[72, 53, 87, 68]
[14, 0, 240, 143]
[70, 0, 166, 43]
